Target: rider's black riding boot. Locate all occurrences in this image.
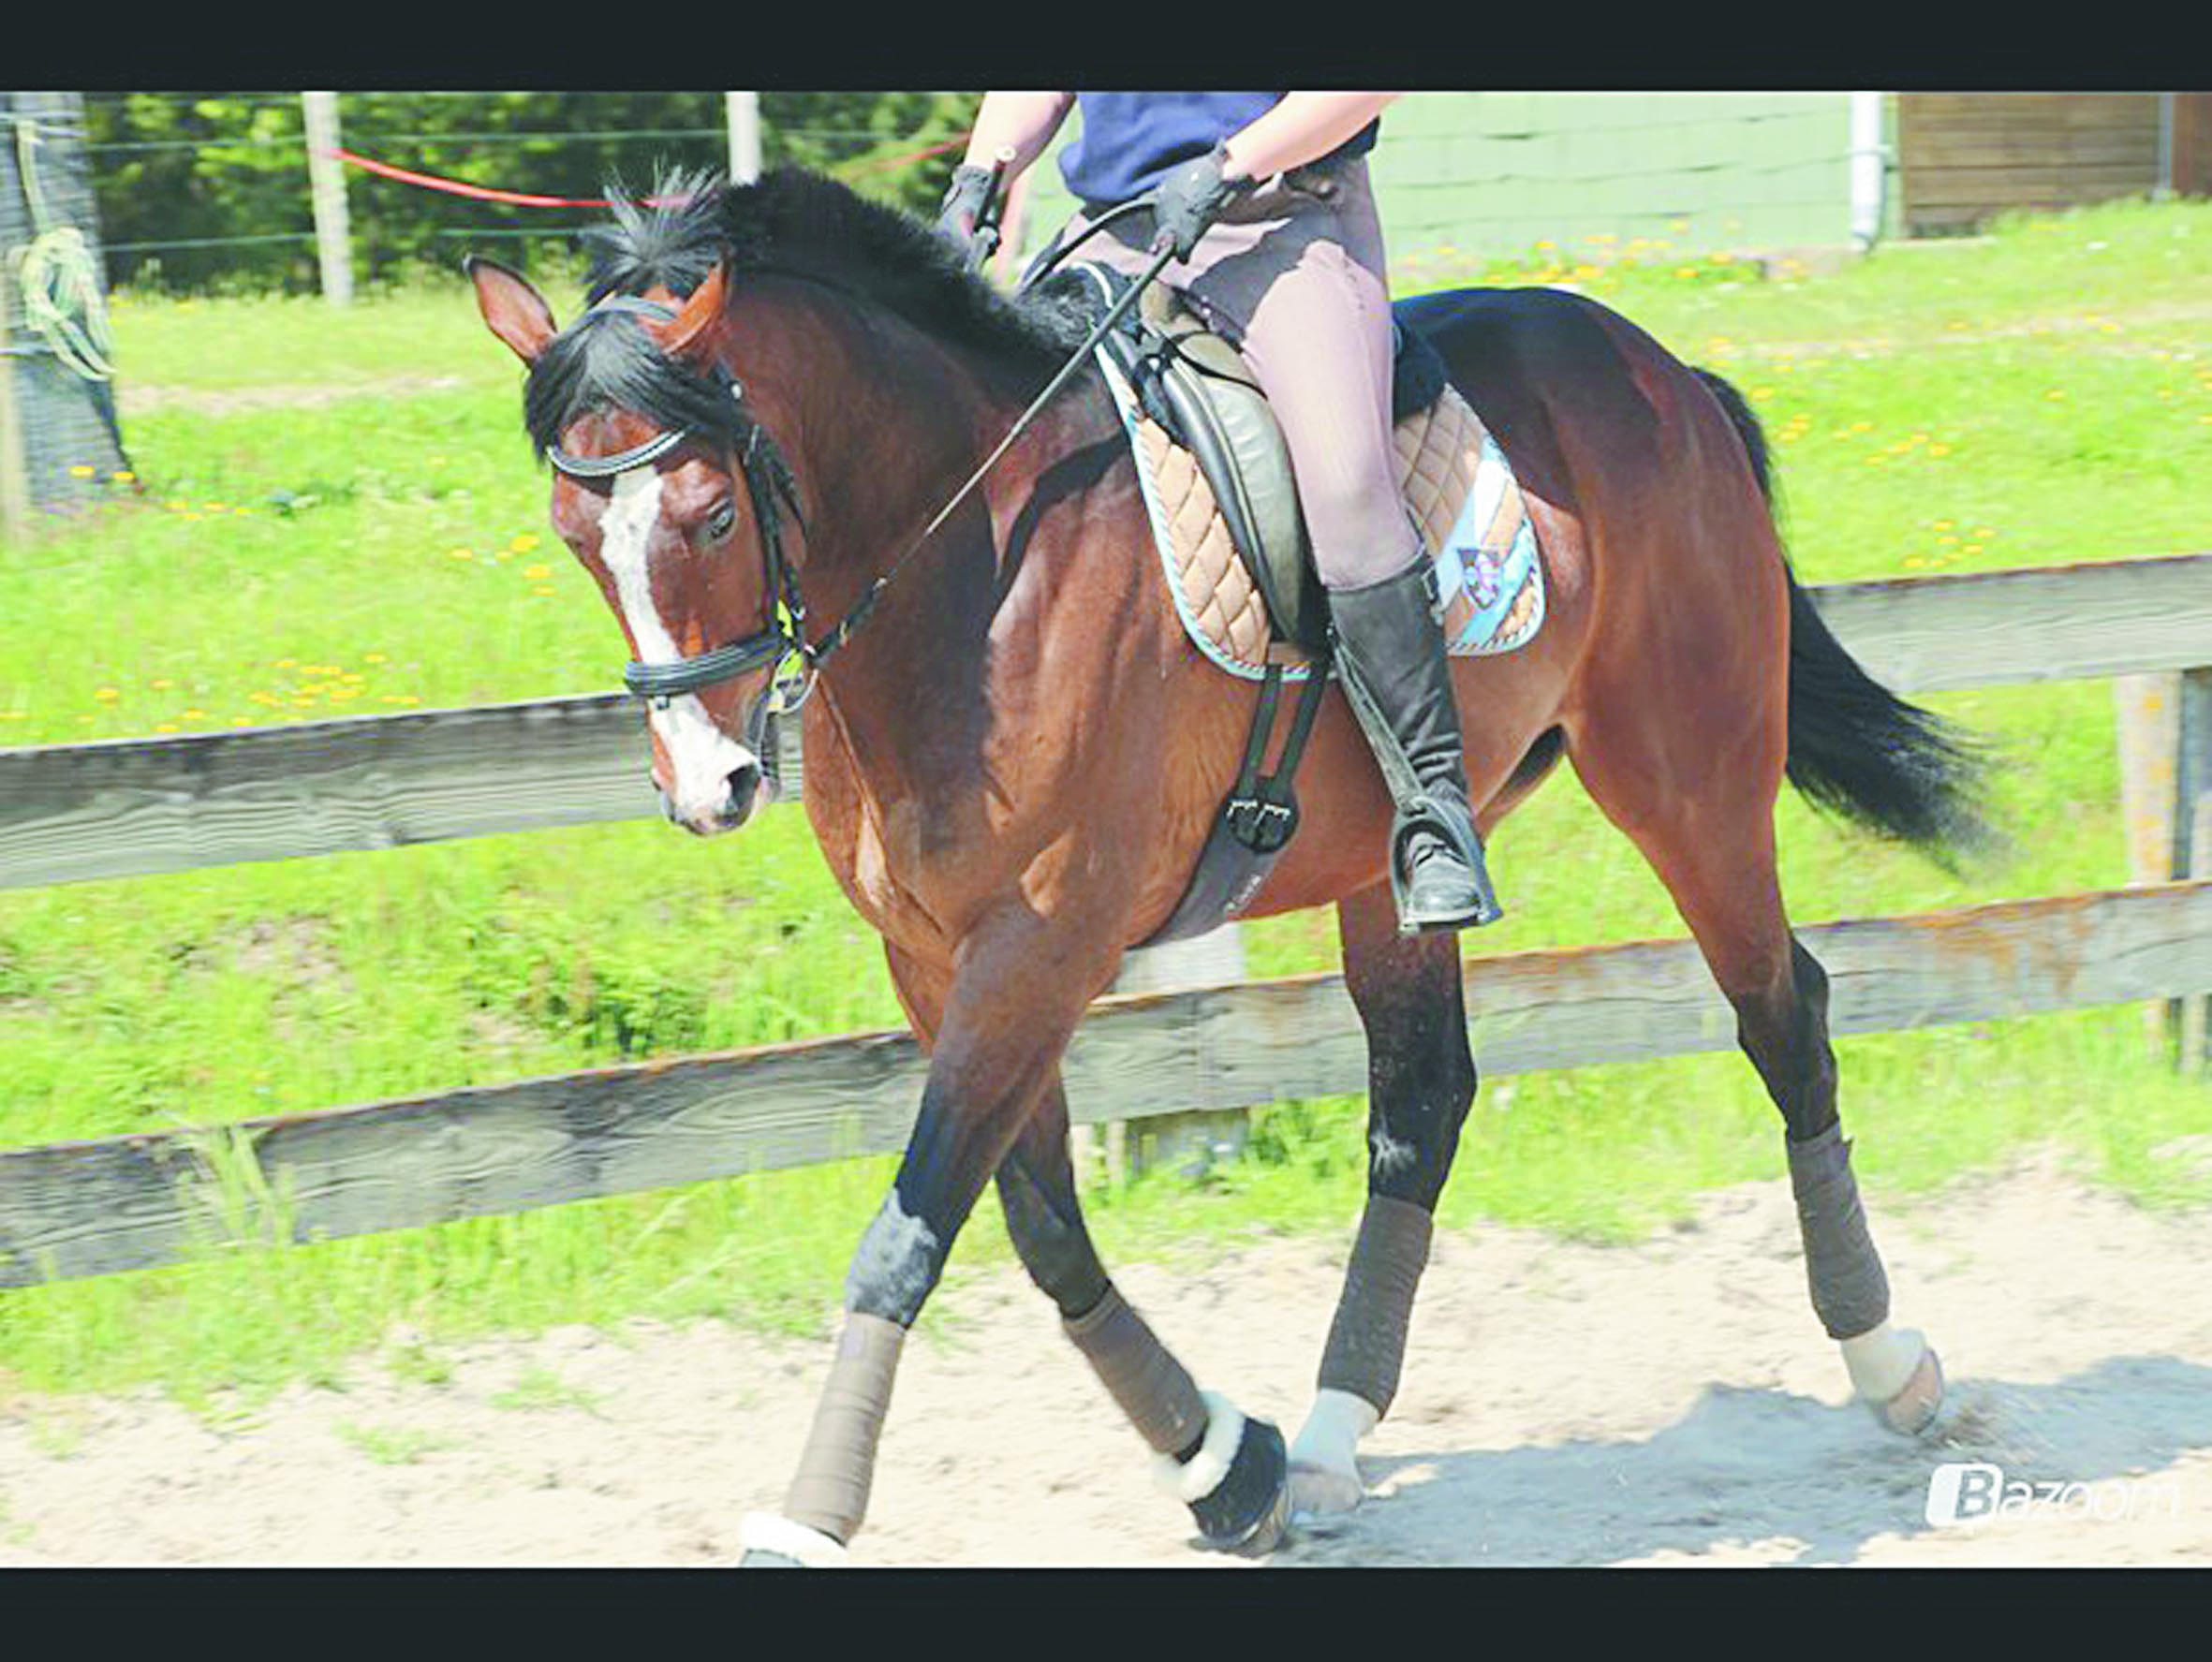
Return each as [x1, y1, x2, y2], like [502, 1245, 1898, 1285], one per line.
[1327, 560, 1504, 934]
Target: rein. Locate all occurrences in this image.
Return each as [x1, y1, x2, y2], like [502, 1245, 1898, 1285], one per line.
[547, 221, 1175, 718]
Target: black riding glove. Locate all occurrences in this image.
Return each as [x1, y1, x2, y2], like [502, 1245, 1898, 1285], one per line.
[936, 164, 998, 260]
[1149, 141, 1255, 261]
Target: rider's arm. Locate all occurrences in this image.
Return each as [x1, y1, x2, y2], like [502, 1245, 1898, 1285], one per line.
[959, 92, 1077, 181]
[1220, 93, 1402, 184]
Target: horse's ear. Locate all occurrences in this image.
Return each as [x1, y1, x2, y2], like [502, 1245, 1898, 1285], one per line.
[465, 255, 557, 363]
[652, 261, 730, 362]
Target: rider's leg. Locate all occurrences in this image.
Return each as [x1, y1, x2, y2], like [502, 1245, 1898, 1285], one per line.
[1190, 162, 1500, 932]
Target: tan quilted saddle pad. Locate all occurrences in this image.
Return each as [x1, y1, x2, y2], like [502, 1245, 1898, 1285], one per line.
[1094, 353, 1547, 681]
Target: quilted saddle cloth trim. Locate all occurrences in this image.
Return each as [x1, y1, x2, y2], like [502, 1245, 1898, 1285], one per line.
[1094, 346, 1547, 683]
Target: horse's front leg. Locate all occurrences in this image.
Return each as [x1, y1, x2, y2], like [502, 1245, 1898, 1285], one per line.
[732, 907, 1071, 1567]
[1288, 882, 1477, 1517]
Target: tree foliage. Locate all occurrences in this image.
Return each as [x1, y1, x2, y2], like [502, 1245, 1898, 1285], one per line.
[83, 91, 981, 293]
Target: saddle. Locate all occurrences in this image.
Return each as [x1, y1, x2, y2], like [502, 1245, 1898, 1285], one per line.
[1056, 263, 1546, 945]
[1070, 265, 1543, 681]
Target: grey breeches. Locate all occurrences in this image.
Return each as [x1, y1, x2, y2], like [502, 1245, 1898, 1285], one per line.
[1060, 154, 1423, 591]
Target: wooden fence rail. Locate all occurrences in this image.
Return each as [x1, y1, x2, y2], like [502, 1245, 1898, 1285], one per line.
[4, 878, 2205, 1287]
[4, 552, 2208, 892]
[2, 550, 2207, 1287]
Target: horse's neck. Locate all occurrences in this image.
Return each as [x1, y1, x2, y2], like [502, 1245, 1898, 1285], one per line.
[754, 284, 1155, 804]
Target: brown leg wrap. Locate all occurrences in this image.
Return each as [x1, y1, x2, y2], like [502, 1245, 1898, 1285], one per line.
[782, 1313, 906, 1544]
[1787, 1124, 1892, 1341]
[1062, 1286, 1209, 1457]
[1318, 1195, 1434, 1416]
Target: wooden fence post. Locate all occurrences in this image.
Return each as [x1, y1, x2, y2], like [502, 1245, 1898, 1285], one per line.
[0, 255, 29, 542]
[2116, 665, 2212, 1060]
[726, 94, 761, 184]
[2184, 791, 2212, 1077]
[1082, 925, 1253, 1186]
[301, 93, 352, 309]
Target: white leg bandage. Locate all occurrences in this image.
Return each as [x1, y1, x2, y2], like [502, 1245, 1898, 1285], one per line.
[1840, 1321, 1926, 1405]
[740, 1510, 850, 1568]
[1288, 1388, 1379, 1515]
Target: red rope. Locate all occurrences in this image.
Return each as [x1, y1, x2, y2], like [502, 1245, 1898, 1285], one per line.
[327, 132, 970, 208]
[330, 148, 628, 208]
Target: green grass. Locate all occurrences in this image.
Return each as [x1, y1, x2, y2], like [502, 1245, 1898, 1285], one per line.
[1, 198, 2208, 1405]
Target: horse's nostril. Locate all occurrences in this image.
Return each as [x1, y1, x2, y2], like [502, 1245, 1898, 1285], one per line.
[720, 761, 763, 825]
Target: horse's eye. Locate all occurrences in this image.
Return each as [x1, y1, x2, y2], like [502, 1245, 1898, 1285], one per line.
[704, 502, 738, 544]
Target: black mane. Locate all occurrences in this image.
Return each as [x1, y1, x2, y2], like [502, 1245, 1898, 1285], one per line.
[523, 166, 1096, 460]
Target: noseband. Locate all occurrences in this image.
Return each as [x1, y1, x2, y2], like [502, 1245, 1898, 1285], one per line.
[544, 296, 814, 725]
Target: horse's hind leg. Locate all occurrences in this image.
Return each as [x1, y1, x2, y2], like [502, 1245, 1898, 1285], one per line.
[1288, 882, 1478, 1514]
[1564, 702, 1945, 1434]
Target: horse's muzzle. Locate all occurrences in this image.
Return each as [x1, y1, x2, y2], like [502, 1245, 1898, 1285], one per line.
[657, 757, 771, 836]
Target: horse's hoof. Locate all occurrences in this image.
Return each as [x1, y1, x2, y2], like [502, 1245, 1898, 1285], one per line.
[1871, 1344, 1946, 1437]
[1191, 1416, 1293, 1556]
[738, 1511, 848, 1567]
[1289, 1457, 1365, 1518]
[1160, 1393, 1294, 1556]
[1288, 1389, 1378, 1519]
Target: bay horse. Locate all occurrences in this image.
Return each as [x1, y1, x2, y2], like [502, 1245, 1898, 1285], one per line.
[467, 167, 1984, 1565]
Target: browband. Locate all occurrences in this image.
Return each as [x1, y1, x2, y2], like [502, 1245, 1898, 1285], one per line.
[547, 425, 688, 478]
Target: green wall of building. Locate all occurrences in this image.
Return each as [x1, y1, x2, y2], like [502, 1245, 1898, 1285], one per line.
[1015, 92, 1863, 275]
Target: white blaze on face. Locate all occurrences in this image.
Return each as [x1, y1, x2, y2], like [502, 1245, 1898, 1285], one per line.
[598, 466, 761, 824]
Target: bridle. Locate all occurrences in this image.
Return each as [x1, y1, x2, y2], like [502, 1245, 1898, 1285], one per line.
[544, 296, 818, 779]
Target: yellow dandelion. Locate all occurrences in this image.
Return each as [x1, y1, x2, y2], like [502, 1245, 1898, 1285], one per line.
[532, 585, 556, 597]
[1963, 544, 1983, 555]
[111, 470, 135, 483]
[231, 717, 254, 728]
[182, 512, 202, 522]
[68, 464, 96, 478]
[510, 533, 541, 553]
[182, 708, 206, 720]
[204, 502, 228, 512]
[524, 564, 552, 580]
[1929, 444, 1953, 457]
[155, 723, 178, 734]
[150, 677, 173, 690]
[449, 548, 474, 562]
[2045, 390, 2067, 401]
[94, 686, 120, 703]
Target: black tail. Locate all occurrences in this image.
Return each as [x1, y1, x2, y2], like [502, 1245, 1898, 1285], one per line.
[1693, 368, 1993, 865]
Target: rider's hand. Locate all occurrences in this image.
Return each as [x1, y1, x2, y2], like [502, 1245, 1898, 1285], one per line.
[1149, 141, 1254, 261]
[936, 164, 998, 260]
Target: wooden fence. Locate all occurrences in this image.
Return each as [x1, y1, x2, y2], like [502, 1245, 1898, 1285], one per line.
[2, 553, 2208, 1287]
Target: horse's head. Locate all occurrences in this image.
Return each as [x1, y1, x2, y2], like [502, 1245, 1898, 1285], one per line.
[469, 255, 801, 837]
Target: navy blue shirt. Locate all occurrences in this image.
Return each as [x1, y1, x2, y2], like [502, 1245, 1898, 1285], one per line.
[1057, 93, 1380, 211]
